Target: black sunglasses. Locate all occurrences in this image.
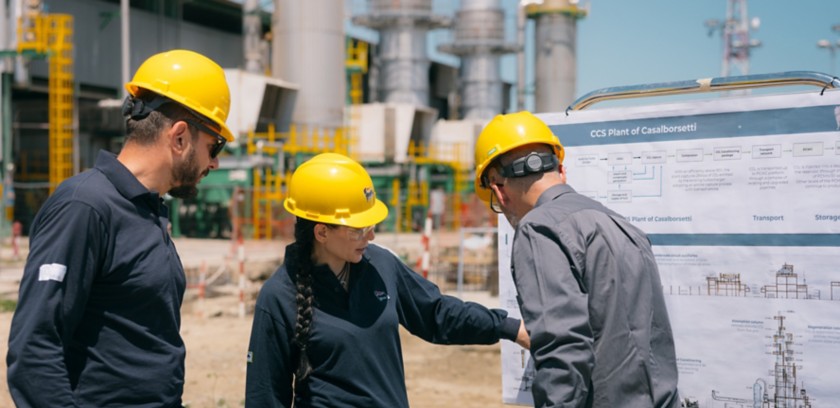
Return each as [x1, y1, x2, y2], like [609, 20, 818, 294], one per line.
[183, 118, 227, 159]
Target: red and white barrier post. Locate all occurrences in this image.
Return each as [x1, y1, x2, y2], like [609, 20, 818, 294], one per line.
[11, 221, 22, 260]
[237, 236, 246, 318]
[197, 261, 207, 318]
[420, 210, 432, 279]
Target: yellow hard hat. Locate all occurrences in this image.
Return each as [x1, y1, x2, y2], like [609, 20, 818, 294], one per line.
[126, 49, 235, 142]
[473, 111, 565, 202]
[284, 153, 389, 228]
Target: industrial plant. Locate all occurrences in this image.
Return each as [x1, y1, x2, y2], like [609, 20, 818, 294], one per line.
[0, 0, 588, 240]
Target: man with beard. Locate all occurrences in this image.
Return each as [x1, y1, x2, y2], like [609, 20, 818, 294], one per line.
[6, 49, 233, 408]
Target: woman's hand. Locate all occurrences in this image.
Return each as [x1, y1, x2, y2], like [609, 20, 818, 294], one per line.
[515, 320, 530, 350]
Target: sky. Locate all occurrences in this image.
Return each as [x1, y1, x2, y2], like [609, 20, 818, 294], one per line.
[567, 0, 840, 108]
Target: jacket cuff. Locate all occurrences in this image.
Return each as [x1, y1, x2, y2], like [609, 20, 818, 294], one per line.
[499, 317, 520, 341]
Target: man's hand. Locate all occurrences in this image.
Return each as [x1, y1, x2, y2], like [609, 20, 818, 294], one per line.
[515, 319, 530, 349]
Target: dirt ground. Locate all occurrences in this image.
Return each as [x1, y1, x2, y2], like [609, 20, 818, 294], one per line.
[0, 295, 512, 408]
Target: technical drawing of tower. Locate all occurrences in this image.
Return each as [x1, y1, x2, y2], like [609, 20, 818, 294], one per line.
[768, 315, 812, 408]
[761, 264, 818, 300]
[710, 314, 813, 408]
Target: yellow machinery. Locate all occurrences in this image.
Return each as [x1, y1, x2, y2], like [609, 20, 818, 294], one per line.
[345, 37, 368, 105]
[17, 13, 75, 194]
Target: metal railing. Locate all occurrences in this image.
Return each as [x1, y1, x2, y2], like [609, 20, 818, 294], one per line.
[567, 71, 840, 112]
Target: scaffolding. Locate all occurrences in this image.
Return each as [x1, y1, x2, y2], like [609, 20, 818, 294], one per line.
[17, 13, 75, 194]
[345, 37, 368, 105]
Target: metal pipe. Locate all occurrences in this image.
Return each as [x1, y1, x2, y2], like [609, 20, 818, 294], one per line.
[353, 0, 448, 106]
[0, 0, 10, 233]
[243, 0, 262, 73]
[12, 0, 28, 86]
[1, 1, 14, 236]
[438, 0, 516, 119]
[121, 0, 129, 96]
[1, 73, 10, 236]
[567, 71, 840, 112]
[379, 23, 429, 105]
[516, 3, 526, 111]
[0, 0, 7, 58]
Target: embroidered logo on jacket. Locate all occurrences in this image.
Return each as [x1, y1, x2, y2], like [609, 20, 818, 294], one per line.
[374, 290, 390, 301]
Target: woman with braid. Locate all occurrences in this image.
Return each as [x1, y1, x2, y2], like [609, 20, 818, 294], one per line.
[245, 153, 529, 407]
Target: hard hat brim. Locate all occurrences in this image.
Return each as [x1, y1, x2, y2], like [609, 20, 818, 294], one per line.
[284, 197, 389, 229]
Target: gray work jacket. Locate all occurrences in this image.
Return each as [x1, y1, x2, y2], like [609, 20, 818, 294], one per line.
[511, 184, 680, 408]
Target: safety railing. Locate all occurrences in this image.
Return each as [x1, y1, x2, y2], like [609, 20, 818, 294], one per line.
[567, 71, 840, 112]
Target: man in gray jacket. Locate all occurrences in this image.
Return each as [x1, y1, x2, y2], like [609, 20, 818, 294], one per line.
[474, 111, 680, 407]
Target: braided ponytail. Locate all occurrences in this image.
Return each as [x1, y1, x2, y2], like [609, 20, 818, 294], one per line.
[290, 217, 317, 382]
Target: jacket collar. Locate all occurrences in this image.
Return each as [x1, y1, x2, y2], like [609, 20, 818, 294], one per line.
[535, 183, 576, 208]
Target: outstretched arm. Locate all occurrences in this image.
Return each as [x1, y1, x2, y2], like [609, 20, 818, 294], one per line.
[391, 250, 520, 345]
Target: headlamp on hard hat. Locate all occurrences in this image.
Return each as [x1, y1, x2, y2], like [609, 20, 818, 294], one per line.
[480, 151, 559, 188]
[498, 152, 559, 178]
[473, 112, 565, 203]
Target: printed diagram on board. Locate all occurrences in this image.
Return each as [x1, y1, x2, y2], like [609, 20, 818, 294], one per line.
[516, 350, 535, 393]
[572, 136, 839, 205]
[664, 263, 840, 301]
[683, 312, 814, 408]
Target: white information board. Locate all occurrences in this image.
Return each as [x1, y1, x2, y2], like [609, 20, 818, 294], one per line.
[499, 90, 840, 406]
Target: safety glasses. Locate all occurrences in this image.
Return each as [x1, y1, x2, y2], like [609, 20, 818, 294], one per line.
[485, 180, 506, 214]
[489, 192, 503, 214]
[344, 225, 375, 241]
[183, 118, 227, 159]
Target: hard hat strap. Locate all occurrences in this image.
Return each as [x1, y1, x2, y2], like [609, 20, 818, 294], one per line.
[121, 95, 170, 120]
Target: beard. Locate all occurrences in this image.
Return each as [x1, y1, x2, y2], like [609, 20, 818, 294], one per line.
[168, 147, 206, 199]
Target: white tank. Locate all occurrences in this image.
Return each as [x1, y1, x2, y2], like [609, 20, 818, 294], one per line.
[273, 0, 345, 128]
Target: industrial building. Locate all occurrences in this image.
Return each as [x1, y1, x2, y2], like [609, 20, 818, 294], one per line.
[0, 0, 586, 239]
